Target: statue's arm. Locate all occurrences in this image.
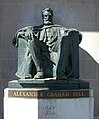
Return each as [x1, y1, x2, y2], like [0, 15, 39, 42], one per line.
[12, 26, 34, 47]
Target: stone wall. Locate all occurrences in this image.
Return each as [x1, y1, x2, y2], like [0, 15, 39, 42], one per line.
[0, 0, 99, 119]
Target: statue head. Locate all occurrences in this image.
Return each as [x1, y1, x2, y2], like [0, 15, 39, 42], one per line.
[42, 8, 53, 25]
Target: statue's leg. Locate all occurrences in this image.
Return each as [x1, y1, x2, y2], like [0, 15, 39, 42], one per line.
[24, 49, 35, 79]
[15, 38, 35, 79]
[56, 36, 72, 79]
[69, 32, 80, 79]
[29, 39, 49, 79]
[56, 32, 80, 80]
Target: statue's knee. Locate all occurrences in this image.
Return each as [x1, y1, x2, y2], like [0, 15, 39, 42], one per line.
[67, 29, 82, 44]
[68, 30, 79, 37]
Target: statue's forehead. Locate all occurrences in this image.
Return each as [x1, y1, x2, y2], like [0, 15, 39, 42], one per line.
[43, 11, 52, 16]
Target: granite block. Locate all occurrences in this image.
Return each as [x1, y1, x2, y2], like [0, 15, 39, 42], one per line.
[4, 88, 94, 119]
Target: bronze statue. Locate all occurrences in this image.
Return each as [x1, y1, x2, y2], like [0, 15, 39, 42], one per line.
[13, 8, 82, 80]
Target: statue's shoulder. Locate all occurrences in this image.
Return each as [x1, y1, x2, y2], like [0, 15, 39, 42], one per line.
[38, 24, 67, 30]
[33, 25, 44, 31]
[51, 24, 68, 31]
[16, 26, 33, 33]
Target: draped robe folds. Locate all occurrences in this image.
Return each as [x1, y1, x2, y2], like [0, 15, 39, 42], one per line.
[13, 24, 82, 79]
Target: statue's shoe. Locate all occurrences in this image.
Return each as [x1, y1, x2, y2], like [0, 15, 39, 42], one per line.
[25, 74, 32, 79]
[34, 72, 44, 79]
[56, 71, 67, 80]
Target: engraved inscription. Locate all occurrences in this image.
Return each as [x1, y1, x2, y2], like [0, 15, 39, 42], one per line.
[8, 90, 89, 98]
[41, 106, 56, 116]
[47, 92, 70, 97]
[8, 90, 44, 98]
[73, 91, 84, 97]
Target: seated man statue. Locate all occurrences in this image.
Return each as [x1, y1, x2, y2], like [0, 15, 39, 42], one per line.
[13, 8, 82, 80]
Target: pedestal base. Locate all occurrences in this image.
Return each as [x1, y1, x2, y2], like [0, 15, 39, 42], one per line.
[4, 88, 94, 119]
[8, 79, 89, 89]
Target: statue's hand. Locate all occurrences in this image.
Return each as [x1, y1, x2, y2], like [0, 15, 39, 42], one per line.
[16, 26, 33, 40]
[24, 28, 34, 40]
[16, 27, 27, 38]
[13, 27, 34, 47]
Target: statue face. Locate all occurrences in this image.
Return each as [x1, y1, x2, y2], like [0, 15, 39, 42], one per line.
[43, 11, 53, 25]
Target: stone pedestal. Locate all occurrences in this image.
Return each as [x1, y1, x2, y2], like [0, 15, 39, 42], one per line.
[4, 87, 94, 119]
